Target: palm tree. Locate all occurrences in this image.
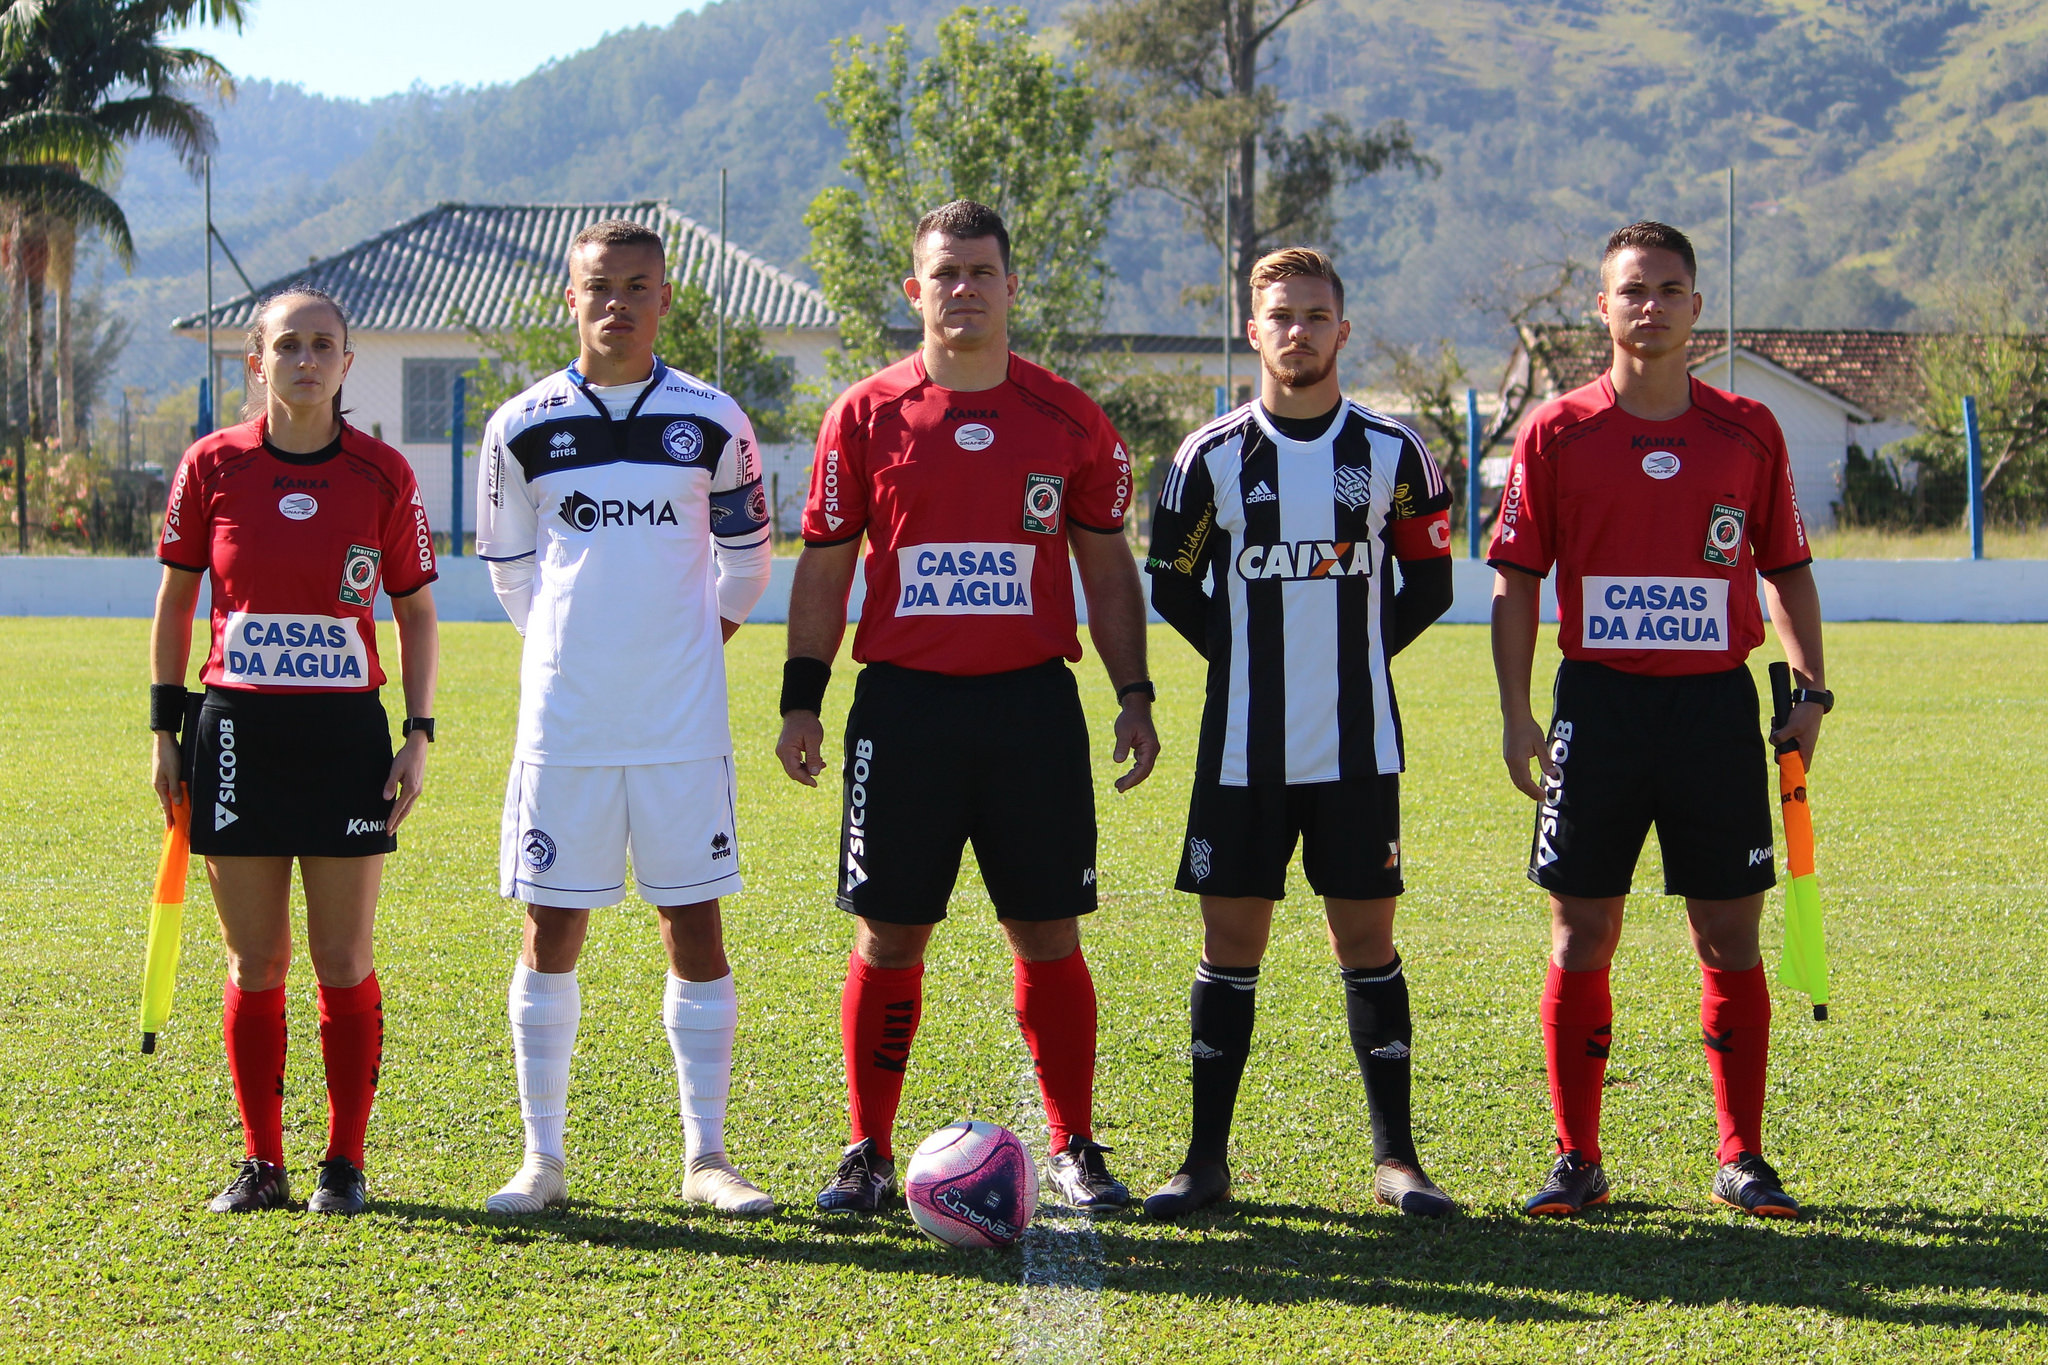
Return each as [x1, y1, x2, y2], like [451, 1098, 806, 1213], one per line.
[0, 0, 242, 445]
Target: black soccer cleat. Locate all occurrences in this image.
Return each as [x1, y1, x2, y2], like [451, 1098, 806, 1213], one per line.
[1048, 1136, 1130, 1210]
[815, 1138, 895, 1213]
[209, 1158, 291, 1213]
[1142, 1159, 1231, 1220]
[1712, 1152, 1801, 1219]
[1522, 1150, 1610, 1218]
[1373, 1159, 1457, 1218]
[308, 1157, 368, 1216]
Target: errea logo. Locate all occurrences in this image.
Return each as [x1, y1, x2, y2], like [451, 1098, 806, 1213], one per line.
[549, 431, 576, 459]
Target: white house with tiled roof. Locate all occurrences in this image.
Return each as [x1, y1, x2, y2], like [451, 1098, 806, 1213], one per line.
[170, 202, 841, 536]
[1502, 326, 1929, 528]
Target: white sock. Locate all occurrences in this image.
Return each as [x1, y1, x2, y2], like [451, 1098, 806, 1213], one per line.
[663, 972, 737, 1163]
[508, 962, 580, 1163]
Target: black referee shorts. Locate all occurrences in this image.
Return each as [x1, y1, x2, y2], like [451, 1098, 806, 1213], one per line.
[837, 660, 1096, 925]
[1176, 774, 1404, 902]
[1529, 660, 1775, 902]
[187, 687, 397, 858]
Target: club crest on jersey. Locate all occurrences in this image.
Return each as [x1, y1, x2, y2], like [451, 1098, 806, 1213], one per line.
[278, 492, 318, 520]
[1235, 540, 1365, 580]
[522, 829, 557, 872]
[338, 544, 381, 606]
[662, 420, 704, 462]
[1703, 503, 1745, 566]
[1333, 464, 1372, 511]
[1022, 473, 1064, 534]
[954, 422, 995, 451]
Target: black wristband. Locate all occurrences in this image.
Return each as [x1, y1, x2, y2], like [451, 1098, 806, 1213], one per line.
[402, 716, 436, 742]
[780, 656, 832, 716]
[150, 683, 188, 735]
[1790, 686, 1834, 715]
[1116, 679, 1156, 705]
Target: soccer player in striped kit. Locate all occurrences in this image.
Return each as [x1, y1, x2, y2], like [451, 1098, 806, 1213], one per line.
[1141, 248, 1457, 1219]
[1490, 221, 1828, 1219]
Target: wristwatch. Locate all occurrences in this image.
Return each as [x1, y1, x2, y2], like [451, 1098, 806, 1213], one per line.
[1116, 680, 1156, 705]
[402, 716, 437, 742]
[1788, 687, 1833, 715]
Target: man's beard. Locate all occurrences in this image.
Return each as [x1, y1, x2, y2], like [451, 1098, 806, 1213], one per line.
[1263, 349, 1337, 390]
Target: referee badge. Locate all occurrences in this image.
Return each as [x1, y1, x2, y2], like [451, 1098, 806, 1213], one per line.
[1023, 473, 1064, 534]
[1703, 504, 1746, 566]
[338, 544, 381, 606]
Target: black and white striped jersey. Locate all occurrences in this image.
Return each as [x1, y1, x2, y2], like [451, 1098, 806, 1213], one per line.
[1145, 400, 1452, 785]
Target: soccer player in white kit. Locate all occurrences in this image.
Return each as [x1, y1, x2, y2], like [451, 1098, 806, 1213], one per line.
[474, 219, 775, 1214]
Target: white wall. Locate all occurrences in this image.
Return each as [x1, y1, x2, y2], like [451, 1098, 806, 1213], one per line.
[10, 554, 2047, 624]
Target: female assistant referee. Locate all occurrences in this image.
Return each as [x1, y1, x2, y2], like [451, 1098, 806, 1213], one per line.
[148, 287, 440, 1215]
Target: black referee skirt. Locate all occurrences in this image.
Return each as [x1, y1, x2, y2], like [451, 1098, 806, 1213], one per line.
[185, 687, 398, 858]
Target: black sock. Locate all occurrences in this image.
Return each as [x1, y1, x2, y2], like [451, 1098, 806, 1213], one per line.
[1342, 955, 1417, 1167]
[1186, 961, 1258, 1167]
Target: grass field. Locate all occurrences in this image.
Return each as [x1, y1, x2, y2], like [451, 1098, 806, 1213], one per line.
[2, 618, 2046, 1362]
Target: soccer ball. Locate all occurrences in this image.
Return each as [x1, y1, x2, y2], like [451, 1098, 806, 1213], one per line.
[904, 1120, 1039, 1249]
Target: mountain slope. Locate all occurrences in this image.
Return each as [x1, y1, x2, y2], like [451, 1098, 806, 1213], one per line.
[104, 0, 2048, 394]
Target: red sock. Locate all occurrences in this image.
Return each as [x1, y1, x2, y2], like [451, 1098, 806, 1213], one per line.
[317, 973, 384, 1168]
[1540, 962, 1611, 1164]
[1701, 962, 1771, 1164]
[841, 954, 923, 1160]
[1015, 949, 1097, 1154]
[222, 980, 287, 1166]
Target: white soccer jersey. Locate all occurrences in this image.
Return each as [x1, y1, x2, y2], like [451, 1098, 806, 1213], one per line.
[1147, 400, 1451, 785]
[476, 360, 772, 766]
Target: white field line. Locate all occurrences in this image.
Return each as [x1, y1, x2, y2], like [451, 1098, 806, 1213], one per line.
[1011, 1047, 1105, 1365]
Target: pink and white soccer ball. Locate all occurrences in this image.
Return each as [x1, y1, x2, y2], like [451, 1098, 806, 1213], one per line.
[904, 1119, 1039, 1249]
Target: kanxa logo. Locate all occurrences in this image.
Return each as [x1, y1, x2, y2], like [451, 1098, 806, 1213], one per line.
[1630, 435, 1687, 449]
[559, 491, 679, 531]
[273, 476, 329, 490]
[943, 407, 998, 421]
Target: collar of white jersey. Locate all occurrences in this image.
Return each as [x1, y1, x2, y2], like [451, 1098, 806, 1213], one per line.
[565, 357, 668, 416]
[1249, 397, 1349, 447]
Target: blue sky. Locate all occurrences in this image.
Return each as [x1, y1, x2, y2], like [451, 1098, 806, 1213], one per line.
[183, 0, 717, 101]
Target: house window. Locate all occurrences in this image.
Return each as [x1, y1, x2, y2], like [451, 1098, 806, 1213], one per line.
[402, 358, 476, 443]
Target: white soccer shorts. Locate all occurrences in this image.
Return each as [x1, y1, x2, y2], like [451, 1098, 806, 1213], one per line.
[499, 756, 743, 909]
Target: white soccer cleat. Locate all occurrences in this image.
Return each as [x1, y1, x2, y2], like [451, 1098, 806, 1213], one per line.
[681, 1152, 776, 1216]
[486, 1152, 568, 1214]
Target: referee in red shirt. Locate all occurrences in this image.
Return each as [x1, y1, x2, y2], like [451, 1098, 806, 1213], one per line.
[776, 200, 1158, 1213]
[1490, 221, 1829, 1219]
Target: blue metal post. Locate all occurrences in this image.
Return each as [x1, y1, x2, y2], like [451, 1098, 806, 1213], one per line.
[449, 375, 466, 557]
[196, 378, 212, 438]
[1465, 387, 1482, 558]
[1215, 385, 1228, 418]
[1962, 394, 1984, 560]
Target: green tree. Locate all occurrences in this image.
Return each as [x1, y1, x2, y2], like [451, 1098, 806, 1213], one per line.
[0, 0, 244, 445]
[462, 273, 798, 444]
[1070, 0, 1432, 323]
[804, 5, 1113, 383]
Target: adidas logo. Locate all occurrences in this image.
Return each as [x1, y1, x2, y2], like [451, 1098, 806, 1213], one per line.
[1245, 481, 1277, 504]
[1370, 1040, 1411, 1061]
[1190, 1039, 1224, 1060]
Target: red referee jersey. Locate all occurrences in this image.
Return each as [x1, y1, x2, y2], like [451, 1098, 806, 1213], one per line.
[1487, 375, 1810, 676]
[803, 351, 1132, 676]
[158, 419, 438, 692]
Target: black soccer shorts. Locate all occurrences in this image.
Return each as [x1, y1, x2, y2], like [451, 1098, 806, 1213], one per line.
[836, 659, 1097, 925]
[1175, 773, 1404, 902]
[1528, 659, 1776, 901]
[187, 687, 397, 858]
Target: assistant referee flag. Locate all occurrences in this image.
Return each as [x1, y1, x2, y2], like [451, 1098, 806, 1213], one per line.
[138, 796, 190, 1053]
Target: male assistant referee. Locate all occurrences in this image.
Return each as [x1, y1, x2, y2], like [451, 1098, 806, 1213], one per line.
[1142, 248, 1457, 1220]
[775, 200, 1159, 1213]
[475, 219, 775, 1216]
[1490, 221, 1829, 1219]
